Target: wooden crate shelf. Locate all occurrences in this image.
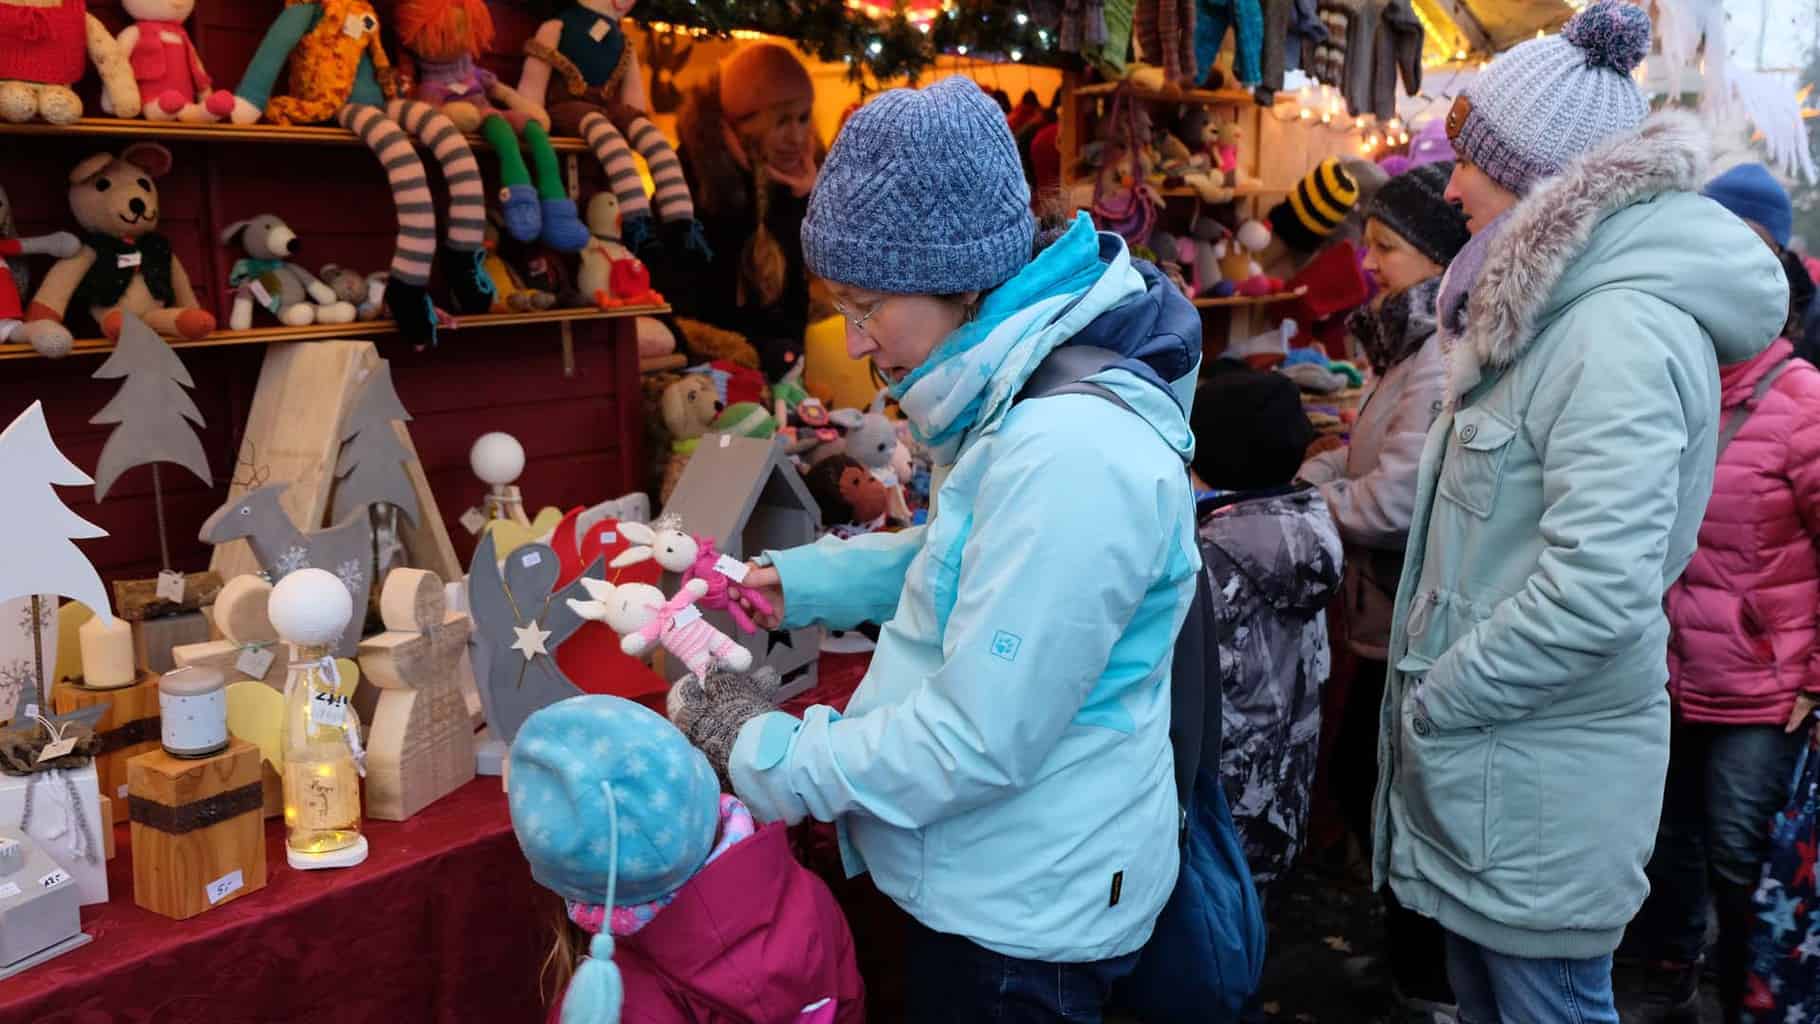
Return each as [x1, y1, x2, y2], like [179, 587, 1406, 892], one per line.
[0, 306, 667, 362]
[1192, 289, 1306, 309]
[0, 117, 590, 153]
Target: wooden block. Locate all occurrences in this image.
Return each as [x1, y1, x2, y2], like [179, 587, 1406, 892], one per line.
[127, 739, 267, 920]
[113, 572, 225, 623]
[132, 611, 210, 675]
[99, 795, 116, 860]
[171, 576, 282, 689]
[209, 341, 379, 585]
[357, 569, 476, 821]
[53, 675, 161, 824]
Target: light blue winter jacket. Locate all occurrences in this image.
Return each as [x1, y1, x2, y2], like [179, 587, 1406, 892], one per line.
[728, 215, 1203, 963]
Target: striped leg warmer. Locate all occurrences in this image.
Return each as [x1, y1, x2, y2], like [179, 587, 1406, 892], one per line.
[338, 103, 438, 348]
[388, 99, 495, 315]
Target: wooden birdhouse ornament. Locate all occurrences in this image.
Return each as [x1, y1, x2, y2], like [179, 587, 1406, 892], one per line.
[356, 570, 476, 821]
[270, 569, 368, 871]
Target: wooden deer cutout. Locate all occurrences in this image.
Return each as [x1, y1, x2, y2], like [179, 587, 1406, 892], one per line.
[198, 483, 373, 657]
[466, 531, 598, 746]
[171, 574, 282, 688]
[357, 569, 475, 821]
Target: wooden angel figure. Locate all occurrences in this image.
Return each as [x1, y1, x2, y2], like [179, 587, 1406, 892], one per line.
[567, 577, 751, 684]
[466, 532, 598, 745]
[356, 568, 474, 820]
[516, 0, 709, 264]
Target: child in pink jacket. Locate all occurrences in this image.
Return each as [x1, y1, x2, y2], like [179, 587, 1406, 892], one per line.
[508, 694, 864, 1024]
[1635, 162, 1820, 1021]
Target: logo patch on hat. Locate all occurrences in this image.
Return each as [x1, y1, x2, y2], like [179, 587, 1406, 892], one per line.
[1446, 95, 1473, 146]
[989, 631, 1022, 662]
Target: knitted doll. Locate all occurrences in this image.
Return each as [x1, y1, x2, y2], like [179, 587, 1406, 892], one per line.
[517, 0, 709, 265]
[395, 0, 588, 253]
[0, 0, 140, 124]
[111, 0, 235, 123]
[507, 695, 863, 1024]
[1132, 0, 1196, 87]
[0, 186, 81, 352]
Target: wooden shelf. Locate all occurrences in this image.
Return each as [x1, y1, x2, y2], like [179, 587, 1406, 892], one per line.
[1071, 82, 1281, 107]
[1193, 289, 1306, 309]
[0, 117, 590, 153]
[0, 306, 666, 362]
[639, 353, 689, 374]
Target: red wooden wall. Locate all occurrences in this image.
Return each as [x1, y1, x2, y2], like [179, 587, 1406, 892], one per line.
[2, 0, 646, 587]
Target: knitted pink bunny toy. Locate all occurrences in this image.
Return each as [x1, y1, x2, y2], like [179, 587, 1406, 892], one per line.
[682, 536, 774, 635]
[567, 577, 752, 684]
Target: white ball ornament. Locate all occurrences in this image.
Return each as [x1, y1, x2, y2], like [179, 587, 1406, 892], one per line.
[269, 568, 353, 646]
[470, 432, 525, 486]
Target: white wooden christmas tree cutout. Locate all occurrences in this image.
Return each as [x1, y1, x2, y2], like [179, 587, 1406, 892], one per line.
[89, 312, 212, 575]
[0, 402, 116, 723]
[356, 569, 475, 821]
[171, 575, 282, 687]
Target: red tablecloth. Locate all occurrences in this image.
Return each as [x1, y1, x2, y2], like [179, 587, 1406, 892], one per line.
[0, 778, 550, 1024]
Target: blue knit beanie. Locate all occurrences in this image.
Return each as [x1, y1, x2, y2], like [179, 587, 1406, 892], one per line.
[802, 75, 1036, 295]
[1451, 0, 1651, 195]
[1703, 163, 1792, 248]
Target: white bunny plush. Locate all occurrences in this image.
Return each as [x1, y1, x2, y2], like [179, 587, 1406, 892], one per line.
[566, 577, 751, 684]
[609, 513, 698, 574]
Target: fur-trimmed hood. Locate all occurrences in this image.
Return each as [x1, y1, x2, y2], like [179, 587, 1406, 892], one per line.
[1448, 110, 1788, 401]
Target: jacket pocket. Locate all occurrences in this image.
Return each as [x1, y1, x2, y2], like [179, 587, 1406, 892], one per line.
[1396, 655, 1490, 872]
[1437, 407, 1518, 520]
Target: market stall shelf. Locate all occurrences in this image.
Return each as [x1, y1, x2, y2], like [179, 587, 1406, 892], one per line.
[1069, 82, 1281, 106]
[0, 307, 668, 362]
[1193, 289, 1308, 308]
[0, 118, 590, 153]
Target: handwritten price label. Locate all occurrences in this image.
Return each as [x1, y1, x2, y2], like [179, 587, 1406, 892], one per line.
[236, 645, 277, 679]
[37, 869, 69, 890]
[206, 869, 244, 905]
[156, 569, 187, 604]
[310, 691, 350, 729]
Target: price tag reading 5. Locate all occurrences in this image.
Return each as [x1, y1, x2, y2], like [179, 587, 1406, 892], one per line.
[311, 691, 350, 729]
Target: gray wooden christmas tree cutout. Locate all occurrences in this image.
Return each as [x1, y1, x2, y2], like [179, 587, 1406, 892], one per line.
[89, 312, 212, 571]
[0, 402, 115, 725]
[332, 361, 419, 527]
[466, 531, 599, 746]
[198, 483, 373, 658]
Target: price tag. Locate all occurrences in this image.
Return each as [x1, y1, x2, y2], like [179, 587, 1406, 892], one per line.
[714, 555, 750, 582]
[116, 250, 142, 269]
[671, 605, 702, 628]
[520, 551, 542, 568]
[249, 279, 273, 307]
[37, 869, 69, 890]
[205, 869, 244, 905]
[719, 434, 731, 447]
[588, 16, 610, 41]
[36, 736, 77, 764]
[310, 691, 350, 729]
[460, 507, 487, 535]
[118, 783, 128, 799]
[156, 569, 186, 604]
[598, 529, 616, 545]
[342, 11, 374, 37]
[22, 704, 36, 723]
[0, 882, 21, 900]
[236, 645, 276, 679]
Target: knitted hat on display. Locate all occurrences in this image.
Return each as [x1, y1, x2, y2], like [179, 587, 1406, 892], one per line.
[1269, 158, 1360, 253]
[1703, 163, 1792, 248]
[1406, 117, 1453, 170]
[1190, 368, 1316, 491]
[508, 695, 720, 907]
[718, 43, 815, 124]
[1449, 0, 1651, 196]
[1365, 162, 1472, 267]
[801, 76, 1036, 295]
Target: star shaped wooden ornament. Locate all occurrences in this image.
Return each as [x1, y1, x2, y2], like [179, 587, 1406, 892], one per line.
[511, 622, 553, 660]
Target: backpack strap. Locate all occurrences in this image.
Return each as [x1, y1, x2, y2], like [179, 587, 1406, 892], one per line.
[1014, 344, 1137, 415]
[1718, 357, 1794, 457]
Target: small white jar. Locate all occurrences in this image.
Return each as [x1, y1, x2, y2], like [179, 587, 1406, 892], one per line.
[159, 666, 228, 759]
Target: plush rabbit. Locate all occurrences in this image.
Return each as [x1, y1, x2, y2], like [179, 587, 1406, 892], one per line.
[566, 577, 751, 684]
[611, 515, 775, 634]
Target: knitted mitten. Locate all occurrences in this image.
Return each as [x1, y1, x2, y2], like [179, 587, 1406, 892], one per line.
[670, 666, 780, 789]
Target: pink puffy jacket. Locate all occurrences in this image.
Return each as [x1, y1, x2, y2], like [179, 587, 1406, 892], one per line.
[1667, 338, 1820, 725]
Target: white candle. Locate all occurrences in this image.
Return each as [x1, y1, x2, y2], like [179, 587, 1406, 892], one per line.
[79, 616, 136, 689]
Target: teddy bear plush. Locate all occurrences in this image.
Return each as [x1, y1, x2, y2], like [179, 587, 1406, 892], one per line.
[109, 0, 234, 123]
[319, 263, 387, 321]
[222, 214, 357, 329]
[0, 0, 140, 124]
[21, 143, 215, 355]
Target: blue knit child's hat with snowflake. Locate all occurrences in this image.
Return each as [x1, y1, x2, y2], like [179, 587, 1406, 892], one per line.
[508, 695, 720, 907]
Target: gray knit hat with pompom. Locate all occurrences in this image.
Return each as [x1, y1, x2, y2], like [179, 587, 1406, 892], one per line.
[1451, 0, 1651, 195]
[802, 76, 1036, 295]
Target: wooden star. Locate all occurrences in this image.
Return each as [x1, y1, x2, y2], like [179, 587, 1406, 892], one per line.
[512, 622, 553, 660]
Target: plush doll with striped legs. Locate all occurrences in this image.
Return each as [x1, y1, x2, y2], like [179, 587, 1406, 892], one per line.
[394, 0, 588, 253]
[517, 0, 710, 268]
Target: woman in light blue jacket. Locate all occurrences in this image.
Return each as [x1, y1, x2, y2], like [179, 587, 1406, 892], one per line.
[667, 76, 1203, 1022]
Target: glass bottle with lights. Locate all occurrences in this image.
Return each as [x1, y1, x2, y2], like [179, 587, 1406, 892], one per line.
[270, 568, 369, 870]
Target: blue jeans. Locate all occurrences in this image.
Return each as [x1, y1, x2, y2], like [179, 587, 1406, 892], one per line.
[903, 917, 1140, 1023]
[1444, 932, 1618, 1024]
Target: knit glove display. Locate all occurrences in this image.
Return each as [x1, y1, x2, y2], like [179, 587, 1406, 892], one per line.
[669, 666, 783, 790]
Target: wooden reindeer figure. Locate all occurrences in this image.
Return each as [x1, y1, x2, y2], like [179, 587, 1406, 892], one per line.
[356, 569, 474, 820]
[466, 531, 599, 746]
[197, 483, 373, 658]
[170, 574, 282, 687]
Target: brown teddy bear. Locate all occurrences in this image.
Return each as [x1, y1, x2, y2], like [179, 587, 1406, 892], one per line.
[21, 142, 216, 356]
[658, 373, 722, 502]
